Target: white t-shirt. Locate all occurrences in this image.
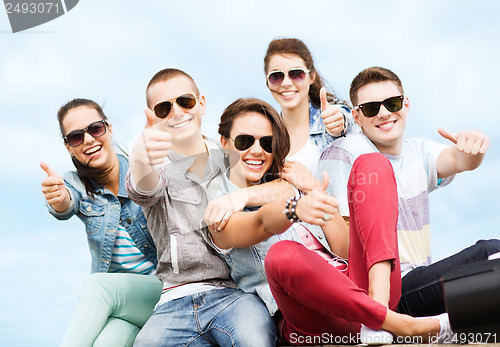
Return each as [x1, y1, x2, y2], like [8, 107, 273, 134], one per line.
[318, 132, 454, 275]
[287, 139, 321, 176]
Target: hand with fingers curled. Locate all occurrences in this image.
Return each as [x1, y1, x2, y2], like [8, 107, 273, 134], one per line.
[280, 160, 320, 193]
[294, 171, 339, 226]
[132, 107, 172, 168]
[438, 128, 490, 155]
[320, 87, 347, 137]
[40, 161, 71, 212]
[204, 189, 249, 234]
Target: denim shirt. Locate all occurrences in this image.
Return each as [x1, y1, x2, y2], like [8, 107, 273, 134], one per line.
[308, 102, 359, 153]
[203, 175, 333, 315]
[48, 154, 157, 273]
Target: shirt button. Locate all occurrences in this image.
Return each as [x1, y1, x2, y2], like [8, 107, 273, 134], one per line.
[126, 218, 132, 224]
[144, 245, 149, 249]
[318, 234, 323, 239]
[86, 206, 92, 212]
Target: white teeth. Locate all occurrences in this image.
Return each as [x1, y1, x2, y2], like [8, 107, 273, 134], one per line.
[171, 119, 190, 128]
[378, 122, 394, 129]
[85, 146, 101, 155]
[281, 91, 295, 96]
[245, 160, 263, 165]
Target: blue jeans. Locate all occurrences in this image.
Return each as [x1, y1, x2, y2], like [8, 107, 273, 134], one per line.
[133, 287, 277, 347]
[398, 239, 500, 317]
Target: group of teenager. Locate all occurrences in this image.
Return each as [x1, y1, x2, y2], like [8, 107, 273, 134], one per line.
[40, 37, 500, 347]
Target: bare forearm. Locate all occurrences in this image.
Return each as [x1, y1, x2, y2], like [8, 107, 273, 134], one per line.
[244, 179, 294, 206]
[130, 160, 160, 192]
[437, 147, 485, 178]
[212, 202, 290, 249]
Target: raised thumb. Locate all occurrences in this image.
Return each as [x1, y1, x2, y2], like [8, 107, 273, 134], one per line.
[320, 87, 329, 112]
[40, 161, 57, 177]
[144, 107, 156, 128]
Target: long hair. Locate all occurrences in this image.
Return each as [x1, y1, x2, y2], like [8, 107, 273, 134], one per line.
[57, 98, 113, 199]
[218, 98, 290, 183]
[264, 37, 347, 108]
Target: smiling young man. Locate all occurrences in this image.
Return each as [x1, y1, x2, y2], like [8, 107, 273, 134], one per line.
[125, 68, 282, 346]
[318, 66, 500, 321]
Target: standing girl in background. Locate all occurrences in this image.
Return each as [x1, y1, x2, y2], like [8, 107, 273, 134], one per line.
[264, 37, 358, 191]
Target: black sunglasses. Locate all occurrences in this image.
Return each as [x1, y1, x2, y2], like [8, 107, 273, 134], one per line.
[64, 120, 108, 147]
[230, 134, 273, 153]
[266, 68, 310, 85]
[355, 95, 404, 118]
[153, 94, 197, 119]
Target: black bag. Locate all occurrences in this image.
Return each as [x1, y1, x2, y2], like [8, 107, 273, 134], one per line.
[442, 258, 500, 342]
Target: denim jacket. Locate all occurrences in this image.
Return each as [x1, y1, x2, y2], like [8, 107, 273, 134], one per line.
[203, 174, 333, 315]
[308, 102, 359, 153]
[48, 154, 157, 273]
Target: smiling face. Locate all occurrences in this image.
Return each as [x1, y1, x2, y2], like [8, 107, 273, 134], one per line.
[62, 106, 114, 168]
[147, 75, 206, 146]
[353, 80, 409, 155]
[221, 112, 274, 187]
[266, 53, 315, 112]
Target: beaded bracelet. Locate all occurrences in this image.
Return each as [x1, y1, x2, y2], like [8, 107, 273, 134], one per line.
[282, 196, 302, 223]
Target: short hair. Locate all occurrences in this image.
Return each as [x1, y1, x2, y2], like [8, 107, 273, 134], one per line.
[349, 67, 404, 106]
[146, 68, 199, 108]
[218, 98, 290, 182]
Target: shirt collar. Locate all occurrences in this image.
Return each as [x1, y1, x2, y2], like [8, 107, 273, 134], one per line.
[166, 137, 229, 177]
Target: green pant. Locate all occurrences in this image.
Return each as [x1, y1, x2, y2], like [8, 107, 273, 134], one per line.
[61, 273, 162, 347]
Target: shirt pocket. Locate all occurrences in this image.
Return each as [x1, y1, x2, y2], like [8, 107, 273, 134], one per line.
[169, 184, 202, 204]
[79, 200, 105, 236]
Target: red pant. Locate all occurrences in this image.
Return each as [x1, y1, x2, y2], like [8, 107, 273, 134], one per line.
[265, 153, 401, 345]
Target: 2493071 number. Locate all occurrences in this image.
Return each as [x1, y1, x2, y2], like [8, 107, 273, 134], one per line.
[5, 2, 61, 14]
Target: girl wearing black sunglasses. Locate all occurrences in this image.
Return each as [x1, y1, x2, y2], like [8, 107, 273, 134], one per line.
[40, 98, 161, 346]
[264, 38, 358, 193]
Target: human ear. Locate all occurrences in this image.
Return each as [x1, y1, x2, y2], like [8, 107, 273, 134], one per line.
[352, 109, 363, 127]
[220, 136, 229, 149]
[309, 70, 316, 85]
[198, 95, 207, 115]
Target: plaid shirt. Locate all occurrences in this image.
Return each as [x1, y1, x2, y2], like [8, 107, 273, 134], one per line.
[126, 139, 235, 288]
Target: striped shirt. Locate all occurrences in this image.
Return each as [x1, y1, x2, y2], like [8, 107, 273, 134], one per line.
[109, 225, 155, 275]
[318, 132, 454, 276]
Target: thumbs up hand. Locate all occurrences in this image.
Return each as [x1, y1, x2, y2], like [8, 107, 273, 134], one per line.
[295, 171, 339, 226]
[320, 87, 347, 137]
[438, 128, 490, 155]
[132, 108, 172, 169]
[129, 108, 173, 190]
[40, 162, 70, 211]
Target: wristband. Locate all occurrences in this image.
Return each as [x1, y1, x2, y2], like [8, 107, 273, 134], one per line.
[340, 113, 347, 137]
[283, 196, 302, 223]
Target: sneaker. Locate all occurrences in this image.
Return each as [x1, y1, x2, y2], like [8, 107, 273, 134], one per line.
[360, 324, 394, 345]
[419, 313, 456, 343]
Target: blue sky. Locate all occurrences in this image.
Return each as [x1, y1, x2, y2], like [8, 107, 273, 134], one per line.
[1, 1, 499, 345]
